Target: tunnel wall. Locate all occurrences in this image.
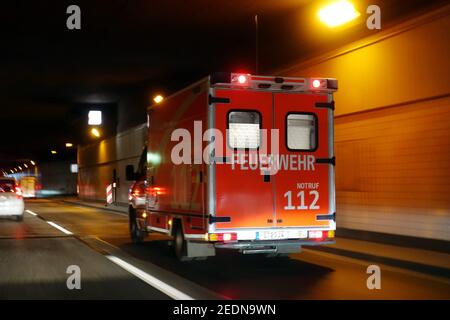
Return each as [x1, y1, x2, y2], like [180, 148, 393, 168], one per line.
[77, 123, 146, 205]
[279, 6, 450, 241]
[39, 161, 77, 196]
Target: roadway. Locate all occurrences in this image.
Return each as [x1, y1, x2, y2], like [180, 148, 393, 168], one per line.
[0, 198, 449, 300]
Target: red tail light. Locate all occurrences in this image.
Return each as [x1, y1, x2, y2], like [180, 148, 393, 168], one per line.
[308, 230, 335, 240]
[208, 233, 238, 242]
[237, 75, 248, 84]
[308, 230, 325, 239]
[15, 186, 23, 198]
[130, 182, 145, 199]
[231, 73, 250, 86]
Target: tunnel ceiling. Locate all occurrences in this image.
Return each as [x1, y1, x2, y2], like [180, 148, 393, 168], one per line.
[0, 0, 446, 168]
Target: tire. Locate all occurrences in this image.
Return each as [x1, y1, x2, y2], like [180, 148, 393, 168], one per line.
[15, 215, 23, 222]
[173, 223, 192, 261]
[129, 208, 145, 244]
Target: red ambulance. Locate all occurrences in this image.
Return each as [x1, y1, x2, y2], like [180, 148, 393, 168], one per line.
[128, 72, 337, 260]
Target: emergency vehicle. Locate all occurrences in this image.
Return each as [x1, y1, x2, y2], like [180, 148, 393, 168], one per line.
[20, 176, 37, 198]
[128, 72, 337, 260]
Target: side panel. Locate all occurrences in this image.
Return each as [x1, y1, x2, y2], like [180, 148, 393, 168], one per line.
[213, 89, 275, 229]
[146, 81, 208, 233]
[273, 93, 331, 227]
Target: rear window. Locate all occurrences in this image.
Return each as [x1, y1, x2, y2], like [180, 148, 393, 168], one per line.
[227, 110, 261, 149]
[0, 180, 15, 192]
[286, 113, 317, 151]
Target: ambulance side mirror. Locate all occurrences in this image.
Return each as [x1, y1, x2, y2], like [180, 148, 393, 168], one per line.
[125, 165, 135, 181]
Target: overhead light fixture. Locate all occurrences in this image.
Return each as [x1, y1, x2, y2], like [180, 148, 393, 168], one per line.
[153, 95, 164, 104]
[23, 164, 28, 168]
[318, 0, 360, 28]
[65, 142, 73, 148]
[30, 160, 36, 166]
[70, 164, 78, 173]
[51, 150, 57, 154]
[88, 110, 102, 125]
[90, 128, 101, 138]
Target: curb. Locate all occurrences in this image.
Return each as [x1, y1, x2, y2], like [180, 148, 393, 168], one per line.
[309, 245, 450, 279]
[62, 200, 128, 216]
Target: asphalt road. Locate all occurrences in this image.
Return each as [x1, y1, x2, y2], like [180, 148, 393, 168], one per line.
[0, 198, 449, 300]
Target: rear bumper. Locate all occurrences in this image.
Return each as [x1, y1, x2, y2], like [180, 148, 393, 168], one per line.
[215, 239, 335, 250]
[0, 204, 24, 216]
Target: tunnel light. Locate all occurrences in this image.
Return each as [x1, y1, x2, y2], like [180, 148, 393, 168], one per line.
[318, 1, 360, 28]
[65, 142, 73, 148]
[88, 110, 102, 125]
[70, 164, 78, 173]
[153, 95, 164, 104]
[90, 128, 101, 138]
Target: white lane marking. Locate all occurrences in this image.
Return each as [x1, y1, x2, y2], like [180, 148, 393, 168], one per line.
[106, 255, 194, 300]
[47, 221, 73, 235]
[25, 210, 38, 216]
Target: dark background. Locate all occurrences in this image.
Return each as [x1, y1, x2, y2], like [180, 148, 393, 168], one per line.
[0, 0, 446, 169]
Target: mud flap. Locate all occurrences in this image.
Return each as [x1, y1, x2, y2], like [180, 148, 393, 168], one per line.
[276, 244, 301, 254]
[186, 241, 216, 258]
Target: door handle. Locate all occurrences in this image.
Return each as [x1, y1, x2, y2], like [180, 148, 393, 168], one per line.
[316, 156, 336, 166]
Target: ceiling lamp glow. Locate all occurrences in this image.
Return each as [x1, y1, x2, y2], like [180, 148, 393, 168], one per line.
[318, 1, 360, 28]
[153, 95, 164, 104]
[91, 128, 101, 138]
[88, 110, 102, 125]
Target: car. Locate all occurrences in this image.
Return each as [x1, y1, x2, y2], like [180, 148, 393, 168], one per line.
[128, 177, 147, 243]
[0, 177, 25, 221]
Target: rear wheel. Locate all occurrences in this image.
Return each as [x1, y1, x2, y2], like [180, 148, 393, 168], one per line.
[129, 208, 145, 244]
[173, 223, 192, 261]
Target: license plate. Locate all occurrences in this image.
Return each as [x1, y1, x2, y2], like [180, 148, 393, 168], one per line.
[260, 231, 288, 240]
[258, 230, 307, 240]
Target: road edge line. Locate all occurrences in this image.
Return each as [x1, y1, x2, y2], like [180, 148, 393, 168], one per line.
[106, 255, 194, 300]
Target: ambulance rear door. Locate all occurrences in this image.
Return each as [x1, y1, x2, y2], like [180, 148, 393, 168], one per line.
[273, 92, 335, 229]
